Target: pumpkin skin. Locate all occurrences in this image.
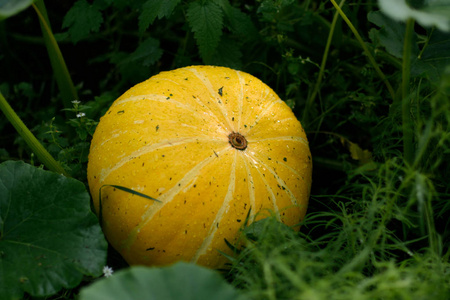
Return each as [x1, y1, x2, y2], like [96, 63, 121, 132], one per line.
[87, 65, 312, 269]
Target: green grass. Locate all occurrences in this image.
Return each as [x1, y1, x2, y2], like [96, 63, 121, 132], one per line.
[232, 153, 450, 299]
[0, 0, 449, 299]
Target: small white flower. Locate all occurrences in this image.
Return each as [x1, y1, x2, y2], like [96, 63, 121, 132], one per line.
[103, 265, 114, 277]
[76, 112, 86, 118]
[72, 100, 81, 104]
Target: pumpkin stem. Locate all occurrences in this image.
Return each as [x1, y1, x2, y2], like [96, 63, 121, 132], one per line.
[228, 132, 248, 150]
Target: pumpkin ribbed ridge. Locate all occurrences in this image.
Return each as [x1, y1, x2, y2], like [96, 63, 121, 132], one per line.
[87, 65, 312, 268]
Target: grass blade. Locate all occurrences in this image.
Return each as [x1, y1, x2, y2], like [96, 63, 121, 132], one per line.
[98, 184, 161, 226]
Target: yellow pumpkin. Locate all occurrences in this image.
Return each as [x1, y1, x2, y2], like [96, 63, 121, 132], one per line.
[87, 65, 312, 269]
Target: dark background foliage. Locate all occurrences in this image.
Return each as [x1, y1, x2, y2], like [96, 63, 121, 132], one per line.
[0, 0, 449, 299]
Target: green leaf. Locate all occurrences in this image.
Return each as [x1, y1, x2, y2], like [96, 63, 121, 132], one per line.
[138, 0, 182, 34]
[127, 37, 164, 67]
[244, 217, 295, 242]
[411, 30, 450, 81]
[0, 161, 108, 300]
[93, 0, 114, 10]
[257, 0, 296, 22]
[110, 37, 163, 82]
[79, 262, 249, 300]
[368, 10, 450, 82]
[0, 0, 33, 20]
[187, 0, 224, 61]
[62, 0, 103, 44]
[208, 36, 243, 69]
[368, 11, 419, 59]
[218, 0, 259, 42]
[378, 0, 450, 32]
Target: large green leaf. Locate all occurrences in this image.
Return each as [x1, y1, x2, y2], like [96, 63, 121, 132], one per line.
[0, 0, 33, 20]
[378, 0, 450, 32]
[368, 11, 419, 59]
[0, 161, 107, 300]
[411, 29, 450, 81]
[79, 262, 249, 300]
[369, 10, 450, 82]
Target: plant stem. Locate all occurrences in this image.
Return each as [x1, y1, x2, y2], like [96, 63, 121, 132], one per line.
[329, 0, 396, 101]
[32, 0, 78, 111]
[0, 91, 69, 176]
[402, 18, 415, 166]
[303, 0, 345, 124]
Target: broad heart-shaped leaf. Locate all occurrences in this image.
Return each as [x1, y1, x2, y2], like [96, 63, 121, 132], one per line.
[0, 161, 107, 300]
[368, 11, 419, 59]
[378, 0, 450, 32]
[411, 30, 450, 81]
[79, 262, 249, 300]
[369, 10, 450, 83]
[0, 0, 33, 20]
